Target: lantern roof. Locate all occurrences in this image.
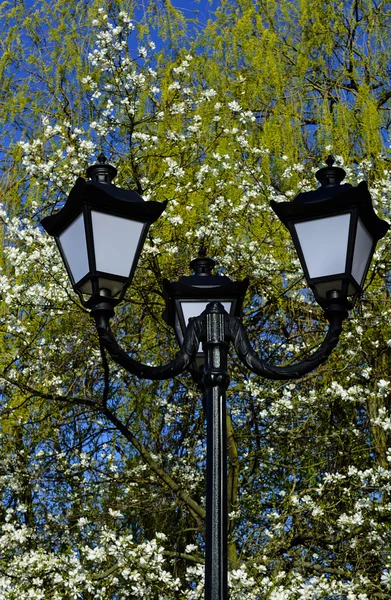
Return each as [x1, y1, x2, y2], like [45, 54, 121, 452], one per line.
[162, 249, 249, 330]
[41, 155, 167, 236]
[271, 156, 389, 242]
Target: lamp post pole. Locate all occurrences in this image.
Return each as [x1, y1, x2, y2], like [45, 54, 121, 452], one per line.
[203, 303, 230, 600]
[41, 155, 389, 600]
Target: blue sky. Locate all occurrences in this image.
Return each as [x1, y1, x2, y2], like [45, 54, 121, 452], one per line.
[170, 0, 219, 20]
[159, 0, 221, 33]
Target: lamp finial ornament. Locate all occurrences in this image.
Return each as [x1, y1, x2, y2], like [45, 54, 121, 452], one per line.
[190, 250, 215, 276]
[97, 152, 108, 164]
[86, 153, 118, 184]
[326, 155, 335, 168]
[315, 155, 346, 187]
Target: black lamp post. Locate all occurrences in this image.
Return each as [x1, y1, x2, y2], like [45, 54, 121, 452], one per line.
[41, 155, 389, 600]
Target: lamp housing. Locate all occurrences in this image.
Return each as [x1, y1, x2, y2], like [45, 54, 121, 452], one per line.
[41, 155, 167, 307]
[271, 156, 389, 308]
[163, 253, 248, 365]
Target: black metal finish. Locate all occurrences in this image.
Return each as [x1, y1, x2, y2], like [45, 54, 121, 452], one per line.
[228, 291, 349, 379]
[202, 303, 230, 600]
[41, 174, 165, 237]
[270, 156, 390, 307]
[271, 156, 389, 246]
[162, 251, 248, 369]
[91, 294, 350, 600]
[93, 294, 348, 382]
[86, 153, 118, 184]
[91, 298, 203, 380]
[41, 154, 390, 600]
[41, 157, 167, 307]
[315, 155, 346, 187]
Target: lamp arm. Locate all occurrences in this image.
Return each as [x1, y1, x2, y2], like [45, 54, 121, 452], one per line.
[228, 302, 349, 381]
[92, 307, 202, 381]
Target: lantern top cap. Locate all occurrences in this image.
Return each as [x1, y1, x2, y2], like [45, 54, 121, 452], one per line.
[162, 253, 249, 329]
[86, 153, 118, 184]
[189, 246, 216, 276]
[270, 156, 390, 243]
[315, 155, 346, 187]
[41, 170, 167, 238]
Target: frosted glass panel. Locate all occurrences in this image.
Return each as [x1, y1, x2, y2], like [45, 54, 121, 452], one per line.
[92, 211, 144, 276]
[59, 213, 89, 284]
[352, 219, 373, 286]
[180, 301, 232, 352]
[181, 301, 232, 326]
[295, 214, 350, 278]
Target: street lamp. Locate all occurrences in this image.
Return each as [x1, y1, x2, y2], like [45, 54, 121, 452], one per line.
[271, 156, 389, 308]
[41, 153, 167, 307]
[41, 155, 389, 600]
[162, 248, 249, 369]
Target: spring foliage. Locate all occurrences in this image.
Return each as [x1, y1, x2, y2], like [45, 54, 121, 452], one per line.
[1, 0, 391, 597]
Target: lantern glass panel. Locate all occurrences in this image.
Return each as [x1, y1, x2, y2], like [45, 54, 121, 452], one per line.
[352, 218, 373, 286]
[91, 210, 144, 278]
[294, 213, 350, 278]
[59, 213, 89, 284]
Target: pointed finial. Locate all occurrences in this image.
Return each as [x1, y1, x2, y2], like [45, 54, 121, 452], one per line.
[97, 152, 108, 164]
[198, 245, 207, 258]
[315, 155, 346, 187]
[190, 248, 215, 276]
[86, 153, 117, 184]
[325, 155, 335, 168]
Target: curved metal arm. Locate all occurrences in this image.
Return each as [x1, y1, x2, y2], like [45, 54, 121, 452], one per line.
[92, 302, 202, 381]
[227, 301, 349, 380]
[93, 294, 348, 382]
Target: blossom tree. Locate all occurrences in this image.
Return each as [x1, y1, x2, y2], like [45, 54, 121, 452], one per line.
[1, 0, 391, 598]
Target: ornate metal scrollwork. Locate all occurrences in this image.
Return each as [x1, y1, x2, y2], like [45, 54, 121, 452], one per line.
[225, 298, 348, 380]
[92, 296, 348, 383]
[92, 300, 204, 380]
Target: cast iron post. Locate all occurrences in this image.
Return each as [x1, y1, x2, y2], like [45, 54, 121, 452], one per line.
[202, 302, 230, 600]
